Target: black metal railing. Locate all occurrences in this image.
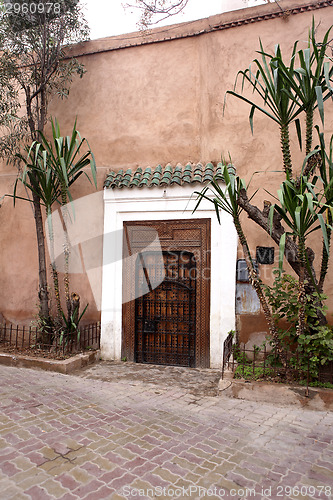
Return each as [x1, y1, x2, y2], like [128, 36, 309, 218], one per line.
[222, 339, 333, 396]
[0, 322, 100, 357]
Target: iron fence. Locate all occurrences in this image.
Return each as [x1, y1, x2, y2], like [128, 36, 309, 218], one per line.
[0, 322, 100, 357]
[222, 335, 333, 395]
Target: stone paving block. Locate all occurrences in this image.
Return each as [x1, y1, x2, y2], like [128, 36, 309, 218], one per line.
[140, 472, 170, 489]
[10, 466, 40, 485]
[179, 450, 204, 465]
[226, 470, 257, 490]
[187, 446, 214, 461]
[150, 465, 180, 483]
[196, 459, 218, 472]
[128, 477, 159, 492]
[40, 478, 71, 498]
[103, 450, 127, 466]
[233, 466, 264, 483]
[162, 460, 192, 477]
[182, 471, 202, 484]
[191, 463, 213, 477]
[72, 478, 105, 497]
[150, 450, 176, 466]
[1, 448, 20, 462]
[14, 470, 50, 490]
[65, 447, 92, 462]
[91, 455, 117, 473]
[124, 456, 148, 471]
[1, 365, 333, 500]
[40, 446, 61, 461]
[25, 484, 53, 499]
[123, 442, 147, 456]
[108, 493, 126, 500]
[112, 446, 137, 461]
[0, 460, 22, 477]
[128, 459, 157, 477]
[311, 464, 333, 479]
[192, 471, 225, 488]
[172, 455, 198, 472]
[195, 475, 239, 493]
[1, 484, 30, 500]
[99, 465, 129, 485]
[131, 437, 156, 450]
[109, 472, 138, 491]
[56, 473, 81, 491]
[70, 466, 96, 485]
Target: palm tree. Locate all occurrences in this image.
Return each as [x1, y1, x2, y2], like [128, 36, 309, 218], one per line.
[226, 22, 333, 178]
[14, 118, 97, 331]
[194, 164, 281, 350]
[226, 41, 301, 177]
[14, 142, 63, 324]
[37, 118, 97, 321]
[269, 155, 330, 336]
[312, 128, 333, 293]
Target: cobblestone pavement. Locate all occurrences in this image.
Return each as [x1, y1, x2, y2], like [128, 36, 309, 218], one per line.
[0, 362, 332, 500]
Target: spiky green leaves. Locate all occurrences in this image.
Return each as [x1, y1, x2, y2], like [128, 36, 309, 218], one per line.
[225, 20, 333, 177]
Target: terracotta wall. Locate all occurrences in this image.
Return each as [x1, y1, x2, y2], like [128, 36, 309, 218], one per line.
[0, 0, 333, 331]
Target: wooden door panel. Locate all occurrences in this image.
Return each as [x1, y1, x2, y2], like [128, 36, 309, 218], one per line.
[122, 219, 210, 367]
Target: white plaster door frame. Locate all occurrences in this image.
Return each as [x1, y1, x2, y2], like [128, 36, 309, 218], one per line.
[101, 184, 237, 368]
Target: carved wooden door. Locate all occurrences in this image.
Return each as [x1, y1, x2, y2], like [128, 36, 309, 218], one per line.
[122, 219, 210, 367]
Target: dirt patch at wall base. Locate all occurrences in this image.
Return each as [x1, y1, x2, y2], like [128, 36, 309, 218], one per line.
[221, 379, 333, 411]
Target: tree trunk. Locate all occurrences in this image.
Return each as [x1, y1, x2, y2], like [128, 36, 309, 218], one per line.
[32, 190, 50, 322]
[296, 238, 306, 337]
[60, 188, 71, 322]
[26, 87, 51, 323]
[318, 211, 332, 293]
[280, 124, 293, 177]
[305, 107, 314, 156]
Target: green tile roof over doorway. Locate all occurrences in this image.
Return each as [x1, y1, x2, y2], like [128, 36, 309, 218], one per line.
[104, 162, 235, 189]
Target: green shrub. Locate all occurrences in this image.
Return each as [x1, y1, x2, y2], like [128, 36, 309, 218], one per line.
[234, 364, 275, 381]
[264, 271, 333, 379]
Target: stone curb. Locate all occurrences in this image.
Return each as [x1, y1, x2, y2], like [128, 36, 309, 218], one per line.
[220, 378, 333, 411]
[0, 349, 100, 374]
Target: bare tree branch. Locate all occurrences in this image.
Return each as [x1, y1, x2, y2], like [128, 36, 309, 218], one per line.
[123, 0, 281, 29]
[123, 0, 189, 28]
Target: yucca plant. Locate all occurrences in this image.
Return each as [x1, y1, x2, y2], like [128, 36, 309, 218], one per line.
[278, 21, 333, 157]
[13, 118, 96, 338]
[194, 164, 281, 350]
[225, 23, 333, 333]
[314, 127, 333, 292]
[14, 142, 63, 323]
[37, 117, 97, 322]
[226, 41, 301, 177]
[269, 156, 330, 336]
[226, 20, 333, 178]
